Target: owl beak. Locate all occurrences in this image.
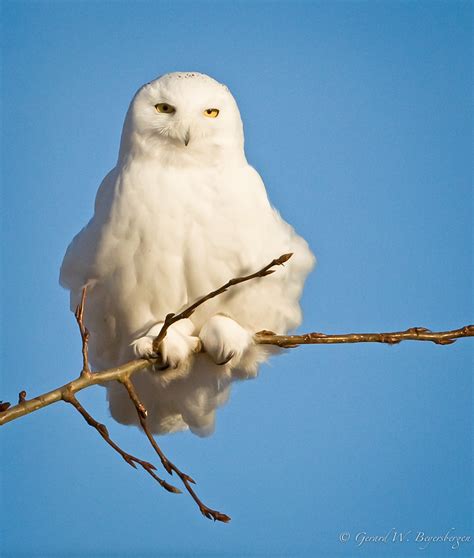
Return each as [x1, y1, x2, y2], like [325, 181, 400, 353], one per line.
[184, 129, 191, 146]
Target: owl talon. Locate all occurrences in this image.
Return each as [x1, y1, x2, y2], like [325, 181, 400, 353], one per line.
[155, 360, 171, 371]
[216, 351, 235, 365]
[132, 318, 200, 371]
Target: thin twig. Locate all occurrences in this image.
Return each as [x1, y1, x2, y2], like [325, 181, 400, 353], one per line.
[120, 376, 231, 522]
[1, 324, 472, 427]
[255, 325, 474, 347]
[62, 388, 180, 494]
[3, 251, 470, 427]
[152, 253, 293, 352]
[0, 252, 472, 522]
[74, 286, 90, 377]
[1, 325, 472, 427]
[0, 358, 151, 426]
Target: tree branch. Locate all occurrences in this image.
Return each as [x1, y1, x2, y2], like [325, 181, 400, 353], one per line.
[2, 324, 471, 427]
[62, 388, 180, 494]
[0, 252, 472, 522]
[255, 325, 474, 347]
[121, 377, 231, 522]
[74, 286, 91, 377]
[152, 252, 293, 353]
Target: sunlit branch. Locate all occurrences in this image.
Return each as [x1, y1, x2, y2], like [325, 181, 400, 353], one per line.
[1, 253, 472, 522]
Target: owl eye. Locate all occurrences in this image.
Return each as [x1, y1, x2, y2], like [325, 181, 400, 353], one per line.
[203, 108, 219, 118]
[155, 103, 176, 114]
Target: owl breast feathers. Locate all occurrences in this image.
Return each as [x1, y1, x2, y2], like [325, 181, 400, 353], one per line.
[60, 72, 315, 436]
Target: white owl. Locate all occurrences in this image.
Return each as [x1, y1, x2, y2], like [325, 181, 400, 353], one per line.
[60, 72, 315, 437]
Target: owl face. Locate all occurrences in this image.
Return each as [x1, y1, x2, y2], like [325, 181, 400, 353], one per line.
[125, 72, 244, 155]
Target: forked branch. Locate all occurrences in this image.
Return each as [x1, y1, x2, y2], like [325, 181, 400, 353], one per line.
[2, 322, 470, 427]
[152, 252, 293, 352]
[62, 388, 180, 494]
[121, 377, 230, 522]
[0, 250, 472, 428]
[0, 253, 472, 523]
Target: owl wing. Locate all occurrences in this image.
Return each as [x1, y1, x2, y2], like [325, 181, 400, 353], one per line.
[59, 169, 117, 308]
[188, 164, 316, 336]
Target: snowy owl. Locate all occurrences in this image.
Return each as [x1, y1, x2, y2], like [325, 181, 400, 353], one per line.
[60, 72, 315, 437]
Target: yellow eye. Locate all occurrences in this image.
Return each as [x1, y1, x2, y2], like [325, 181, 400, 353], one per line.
[204, 108, 219, 118]
[155, 103, 176, 114]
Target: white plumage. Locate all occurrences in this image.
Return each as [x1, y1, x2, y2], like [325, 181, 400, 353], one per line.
[60, 72, 315, 436]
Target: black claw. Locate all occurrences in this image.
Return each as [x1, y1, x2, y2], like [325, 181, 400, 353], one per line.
[155, 360, 170, 371]
[216, 351, 235, 365]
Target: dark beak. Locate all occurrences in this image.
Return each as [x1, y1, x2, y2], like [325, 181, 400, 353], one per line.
[184, 130, 190, 146]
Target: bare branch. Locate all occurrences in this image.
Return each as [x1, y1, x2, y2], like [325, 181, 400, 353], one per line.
[3, 252, 468, 427]
[120, 376, 231, 522]
[1, 323, 471, 427]
[74, 286, 91, 377]
[62, 388, 180, 494]
[255, 325, 474, 347]
[0, 358, 151, 426]
[0, 251, 472, 522]
[152, 252, 293, 352]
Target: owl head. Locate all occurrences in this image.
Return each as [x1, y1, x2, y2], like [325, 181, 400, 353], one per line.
[119, 72, 245, 164]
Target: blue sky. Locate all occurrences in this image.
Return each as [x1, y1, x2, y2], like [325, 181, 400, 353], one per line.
[1, 1, 472, 557]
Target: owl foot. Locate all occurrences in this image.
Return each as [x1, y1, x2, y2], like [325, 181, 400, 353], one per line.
[131, 318, 200, 369]
[131, 336, 158, 359]
[199, 315, 253, 366]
